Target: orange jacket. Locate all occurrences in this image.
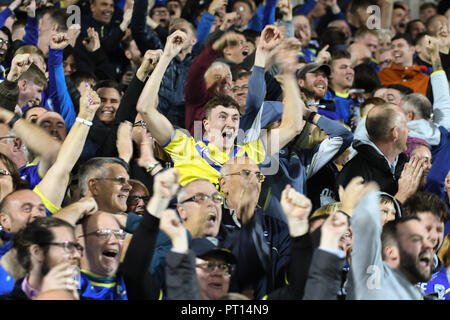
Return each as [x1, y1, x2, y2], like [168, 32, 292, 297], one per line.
[378, 63, 430, 95]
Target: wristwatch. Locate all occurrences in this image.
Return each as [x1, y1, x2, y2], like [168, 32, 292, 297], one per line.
[146, 162, 160, 173]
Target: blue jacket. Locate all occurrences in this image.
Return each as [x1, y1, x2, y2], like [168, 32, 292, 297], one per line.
[324, 87, 360, 125]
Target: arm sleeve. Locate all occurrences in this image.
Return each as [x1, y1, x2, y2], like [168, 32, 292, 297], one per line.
[165, 249, 202, 300]
[262, 0, 277, 28]
[0, 8, 12, 29]
[120, 212, 161, 300]
[21, 15, 39, 46]
[193, 12, 216, 53]
[131, 0, 163, 52]
[430, 70, 450, 131]
[302, 248, 346, 300]
[305, 116, 354, 178]
[47, 48, 77, 130]
[350, 191, 384, 300]
[294, 0, 317, 15]
[239, 66, 266, 132]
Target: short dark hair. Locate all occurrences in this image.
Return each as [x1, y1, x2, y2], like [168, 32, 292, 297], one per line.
[391, 33, 414, 46]
[94, 79, 123, 97]
[402, 192, 448, 223]
[71, 70, 97, 89]
[413, 31, 430, 45]
[419, 2, 437, 12]
[353, 63, 381, 93]
[350, 0, 377, 14]
[37, 7, 69, 32]
[12, 217, 75, 272]
[204, 95, 240, 119]
[381, 216, 422, 255]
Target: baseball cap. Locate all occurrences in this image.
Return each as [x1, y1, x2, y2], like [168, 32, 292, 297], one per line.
[191, 237, 236, 264]
[296, 63, 331, 79]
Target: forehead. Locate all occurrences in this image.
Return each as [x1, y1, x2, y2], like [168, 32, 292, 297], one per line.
[37, 112, 65, 124]
[305, 69, 328, 78]
[88, 212, 120, 231]
[130, 182, 147, 194]
[234, 76, 250, 85]
[398, 219, 427, 237]
[294, 15, 309, 25]
[0, 31, 7, 40]
[417, 211, 443, 225]
[105, 163, 129, 177]
[411, 145, 431, 158]
[234, 1, 251, 10]
[9, 190, 43, 205]
[211, 105, 239, 117]
[94, 0, 114, 6]
[332, 58, 351, 67]
[225, 159, 258, 173]
[51, 226, 75, 241]
[97, 87, 120, 99]
[392, 38, 409, 46]
[185, 180, 217, 195]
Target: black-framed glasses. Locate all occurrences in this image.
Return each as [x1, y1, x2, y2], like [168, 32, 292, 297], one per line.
[94, 177, 131, 186]
[133, 120, 147, 129]
[0, 136, 14, 141]
[40, 241, 84, 255]
[127, 195, 150, 205]
[0, 169, 11, 176]
[79, 228, 127, 241]
[180, 193, 224, 205]
[196, 261, 233, 277]
[223, 169, 265, 183]
[0, 39, 9, 47]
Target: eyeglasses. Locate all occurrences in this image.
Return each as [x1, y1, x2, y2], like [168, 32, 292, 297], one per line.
[79, 228, 128, 241]
[41, 241, 84, 255]
[180, 193, 224, 205]
[0, 169, 11, 176]
[153, 10, 169, 16]
[196, 261, 233, 277]
[133, 120, 147, 129]
[94, 177, 131, 186]
[127, 195, 150, 205]
[223, 169, 265, 183]
[231, 85, 248, 93]
[0, 39, 9, 47]
[0, 136, 14, 141]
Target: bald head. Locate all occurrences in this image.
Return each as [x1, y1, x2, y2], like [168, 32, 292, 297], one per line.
[366, 104, 405, 143]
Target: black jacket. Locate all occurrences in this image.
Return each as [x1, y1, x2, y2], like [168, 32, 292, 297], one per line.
[336, 140, 408, 196]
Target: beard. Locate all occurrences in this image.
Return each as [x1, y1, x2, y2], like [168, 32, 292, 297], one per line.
[398, 247, 432, 283]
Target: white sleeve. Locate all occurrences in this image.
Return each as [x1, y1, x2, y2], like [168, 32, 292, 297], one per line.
[431, 70, 450, 131]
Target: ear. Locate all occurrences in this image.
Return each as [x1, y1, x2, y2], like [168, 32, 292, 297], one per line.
[87, 178, 100, 196]
[11, 137, 22, 153]
[297, 78, 304, 88]
[409, 45, 416, 55]
[191, 37, 198, 46]
[392, 126, 399, 141]
[176, 204, 187, 222]
[0, 213, 11, 233]
[124, 49, 132, 60]
[222, 46, 231, 58]
[405, 110, 414, 121]
[30, 244, 44, 264]
[17, 79, 27, 91]
[203, 118, 209, 132]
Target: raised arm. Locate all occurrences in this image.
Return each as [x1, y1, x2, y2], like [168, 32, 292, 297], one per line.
[426, 35, 450, 131]
[261, 40, 305, 156]
[48, 32, 77, 130]
[0, 56, 61, 177]
[35, 85, 100, 209]
[136, 30, 187, 146]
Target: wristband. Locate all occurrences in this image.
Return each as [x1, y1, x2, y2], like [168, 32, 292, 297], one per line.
[307, 111, 317, 123]
[76, 117, 93, 127]
[7, 113, 21, 128]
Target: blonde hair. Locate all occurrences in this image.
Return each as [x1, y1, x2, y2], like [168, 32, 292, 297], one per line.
[309, 202, 342, 221]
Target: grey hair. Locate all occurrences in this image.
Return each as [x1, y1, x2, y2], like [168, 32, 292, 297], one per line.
[400, 93, 432, 120]
[77, 157, 129, 197]
[176, 178, 214, 203]
[204, 61, 233, 81]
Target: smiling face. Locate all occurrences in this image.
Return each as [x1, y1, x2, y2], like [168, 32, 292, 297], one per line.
[0, 190, 46, 233]
[205, 65, 232, 97]
[397, 219, 433, 283]
[391, 38, 415, 67]
[81, 212, 123, 277]
[416, 211, 444, 254]
[96, 87, 121, 124]
[90, 0, 115, 25]
[177, 180, 222, 238]
[203, 105, 240, 150]
[90, 163, 131, 214]
[330, 58, 354, 91]
[298, 70, 328, 101]
[410, 145, 432, 187]
[233, 1, 253, 28]
[0, 30, 10, 63]
[232, 75, 250, 110]
[392, 8, 409, 34]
